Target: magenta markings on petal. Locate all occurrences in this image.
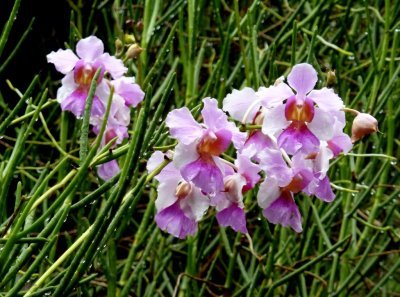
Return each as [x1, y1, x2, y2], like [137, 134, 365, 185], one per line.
[216, 204, 248, 234]
[155, 202, 198, 239]
[262, 191, 303, 233]
[181, 157, 224, 195]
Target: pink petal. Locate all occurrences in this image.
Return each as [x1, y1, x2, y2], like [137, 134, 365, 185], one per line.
[308, 87, 344, 111]
[287, 63, 318, 95]
[262, 191, 302, 232]
[306, 174, 335, 203]
[97, 160, 120, 181]
[181, 157, 224, 194]
[216, 204, 248, 233]
[277, 122, 320, 155]
[241, 131, 275, 161]
[226, 121, 247, 149]
[235, 154, 260, 190]
[147, 151, 166, 173]
[262, 104, 289, 136]
[166, 108, 203, 145]
[328, 134, 353, 156]
[112, 77, 145, 107]
[258, 148, 293, 187]
[47, 49, 79, 74]
[155, 202, 197, 239]
[222, 87, 259, 123]
[285, 96, 315, 122]
[60, 88, 87, 117]
[97, 53, 127, 78]
[307, 109, 335, 141]
[76, 36, 104, 62]
[91, 96, 106, 117]
[201, 98, 228, 130]
[198, 129, 232, 156]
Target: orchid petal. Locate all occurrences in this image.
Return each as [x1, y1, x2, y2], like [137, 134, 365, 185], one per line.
[308, 87, 344, 111]
[216, 204, 248, 233]
[47, 49, 79, 74]
[76, 36, 104, 62]
[287, 63, 317, 95]
[222, 87, 259, 123]
[166, 108, 203, 145]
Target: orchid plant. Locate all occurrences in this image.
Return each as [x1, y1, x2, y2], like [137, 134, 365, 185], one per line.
[47, 36, 145, 180]
[47, 37, 378, 239]
[148, 63, 378, 239]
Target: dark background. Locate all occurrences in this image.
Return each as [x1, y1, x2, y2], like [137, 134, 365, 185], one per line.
[0, 0, 69, 99]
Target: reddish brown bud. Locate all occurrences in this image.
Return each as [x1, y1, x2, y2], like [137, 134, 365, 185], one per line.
[351, 113, 379, 143]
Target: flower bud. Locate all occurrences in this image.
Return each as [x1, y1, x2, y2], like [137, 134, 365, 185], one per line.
[175, 182, 192, 199]
[126, 44, 143, 59]
[326, 70, 336, 87]
[115, 39, 123, 55]
[124, 34, 136, 44]
[351, 113, 378, 143]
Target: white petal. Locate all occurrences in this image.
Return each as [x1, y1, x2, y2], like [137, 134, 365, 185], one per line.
[173, 142, 199, 169]
[262, 104, 289, 136]
[222, 87, 259, 123]
[308, 88, 344, 111]
[147, 151, 166, 173]
[155, 179, 179, 212]
[182, 187, 210, 221]
[308, 109, 335, 140]
[257, 178, 280, 209]
[257, 83, 293, 108]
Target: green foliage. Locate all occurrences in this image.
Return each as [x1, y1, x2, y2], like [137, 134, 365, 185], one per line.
[0, 0, 399, 296]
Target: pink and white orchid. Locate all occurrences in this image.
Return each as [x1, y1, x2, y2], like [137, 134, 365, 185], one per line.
[212, 154, 260, 233]
[47, 36, 127, 118]
[166, 98, 246, 195]
[147, 151, 209, 239]
[261, 63, 344, 155]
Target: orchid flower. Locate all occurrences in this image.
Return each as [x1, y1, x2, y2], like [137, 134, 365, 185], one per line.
[147, 151, 209, 239]
[47, 36, 127, 118]
[212, 154, 260, 233]
[166, 98, 246, 195]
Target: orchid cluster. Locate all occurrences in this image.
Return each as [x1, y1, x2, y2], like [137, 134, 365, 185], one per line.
[47, 36, 145, 180]
[148, 63, 378, 239]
